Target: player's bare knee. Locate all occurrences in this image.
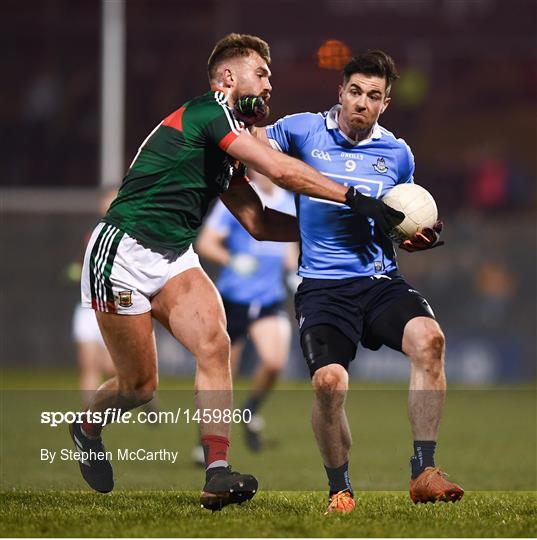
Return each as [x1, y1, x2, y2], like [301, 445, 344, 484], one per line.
[198, 329, 230, 363]
[407, 319, 444, 358]
[410, 327, 445, 379]
[137, 378, 158, 405]
[312, 364, 348, 395]
[263, 357, 285, 376]
[312, 368, 347, 413]
[419, 327, 445, 360]
[429, 330, 445, 358]
[119, 376, 158, 407]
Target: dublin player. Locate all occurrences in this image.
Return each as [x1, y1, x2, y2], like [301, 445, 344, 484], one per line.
[255, 50, 462, 512]
[71, 34, 405, 510]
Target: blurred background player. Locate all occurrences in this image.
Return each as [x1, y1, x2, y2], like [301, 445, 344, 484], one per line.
[256, 50, 463, 512]
[192, 170, 298, 463]
[69, 191, 116, 407]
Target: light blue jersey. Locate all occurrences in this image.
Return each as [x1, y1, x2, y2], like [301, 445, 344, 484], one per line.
[266, 105, 414, 279]
[205, 186, 295, 305]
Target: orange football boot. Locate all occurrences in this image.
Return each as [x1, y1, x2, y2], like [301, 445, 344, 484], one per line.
[325, 490, 356, 514]
[409, 466, 464, 503]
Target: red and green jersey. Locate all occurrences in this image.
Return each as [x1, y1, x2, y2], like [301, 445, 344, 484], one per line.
[103, 91, 243, 253]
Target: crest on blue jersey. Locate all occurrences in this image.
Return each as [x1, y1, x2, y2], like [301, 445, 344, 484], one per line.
[373, 157, 388, 173]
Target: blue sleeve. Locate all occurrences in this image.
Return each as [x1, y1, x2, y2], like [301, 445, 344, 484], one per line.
[265, 113, 318, 157]
[205, 200, 234, 235]
[396, 139, 415, 184]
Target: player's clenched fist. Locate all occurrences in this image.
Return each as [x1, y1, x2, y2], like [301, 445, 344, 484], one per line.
[345, 186, 405, 236]
[233, 95, 268, 126]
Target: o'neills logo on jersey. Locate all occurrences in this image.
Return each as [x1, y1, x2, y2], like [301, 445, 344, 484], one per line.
[118, 290, 133, 308]
[373, 157, 388, 173]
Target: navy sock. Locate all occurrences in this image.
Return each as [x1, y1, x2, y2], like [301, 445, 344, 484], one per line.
[243, 395, 262, 416]
[324, 462, 353, 497]
[410, 440, 436, 479]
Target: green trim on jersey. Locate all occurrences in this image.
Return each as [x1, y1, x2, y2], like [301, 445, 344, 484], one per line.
[104, 91, 243, 253]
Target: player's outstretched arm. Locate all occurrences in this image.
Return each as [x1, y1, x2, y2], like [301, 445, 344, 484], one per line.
[220, 177, 298, 242]
[226, 133, 405, 235]
[227, 132, 348, 203]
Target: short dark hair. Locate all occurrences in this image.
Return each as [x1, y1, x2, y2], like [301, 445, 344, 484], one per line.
[343, 50, 399, 95]
[208, 33, 271, 82]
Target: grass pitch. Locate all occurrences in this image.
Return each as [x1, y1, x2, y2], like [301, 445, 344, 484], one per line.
[1, 369, 536, 536]
[1, 491, 535, 537]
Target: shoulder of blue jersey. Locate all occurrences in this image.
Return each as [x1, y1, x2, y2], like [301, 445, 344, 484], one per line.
[270, 111, 325, 133]
[279, 111, 325, 122]
[378, 125, 415, 174]
[267, 112, 326, 152]
[378, 125, 411, 150]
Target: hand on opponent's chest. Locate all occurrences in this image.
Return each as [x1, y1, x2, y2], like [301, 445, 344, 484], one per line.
[301, 147, 398, 198]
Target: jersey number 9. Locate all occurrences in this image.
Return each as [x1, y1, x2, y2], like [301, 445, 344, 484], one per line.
[345, 160, 356, 172]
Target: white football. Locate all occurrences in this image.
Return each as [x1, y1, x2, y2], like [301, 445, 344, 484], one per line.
[382, 183, 438, 241]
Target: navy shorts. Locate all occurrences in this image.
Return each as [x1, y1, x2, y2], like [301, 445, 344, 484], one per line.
[295, 273, 435, 355]
[223, 298, 288, 342]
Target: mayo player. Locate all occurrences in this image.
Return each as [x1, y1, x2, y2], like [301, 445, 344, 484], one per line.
[254, 50, 462, 512]
[71, 190, 159, 412]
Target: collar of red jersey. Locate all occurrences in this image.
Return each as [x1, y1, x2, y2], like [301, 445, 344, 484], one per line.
[326, 104, 382, 145]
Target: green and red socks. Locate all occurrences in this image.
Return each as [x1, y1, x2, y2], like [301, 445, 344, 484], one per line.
[202, 435, 229, 479]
